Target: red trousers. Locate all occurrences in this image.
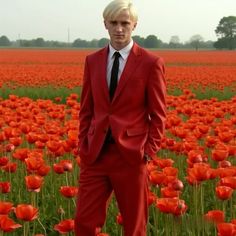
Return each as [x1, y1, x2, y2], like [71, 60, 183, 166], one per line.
[74, 143, 148, 236]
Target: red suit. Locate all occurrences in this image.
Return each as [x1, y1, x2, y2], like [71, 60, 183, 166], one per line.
[75, 43, 166, 236]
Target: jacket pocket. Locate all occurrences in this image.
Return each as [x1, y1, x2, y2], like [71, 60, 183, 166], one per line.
[126, 127, 148, 136]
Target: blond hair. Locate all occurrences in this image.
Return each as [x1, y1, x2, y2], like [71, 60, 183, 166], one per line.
[103, 0, 138, 22]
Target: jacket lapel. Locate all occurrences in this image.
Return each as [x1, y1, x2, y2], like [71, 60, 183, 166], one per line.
[112, 43, 142, 103]
[98, 46, 110, 102]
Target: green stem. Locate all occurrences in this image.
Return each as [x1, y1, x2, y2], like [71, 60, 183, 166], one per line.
[193, 185, 201, 236]
[72, 198, 76, 207]
[37, 218, 47, 236]
[164, 214, 171, 236]
[68, 199, 71, 218]
[172, 216, 178, 236]
[230, 197, 233, 219]
[23, 222, 29, 236]
[65, 171, 69, 186]
[31, 191, 36, 206]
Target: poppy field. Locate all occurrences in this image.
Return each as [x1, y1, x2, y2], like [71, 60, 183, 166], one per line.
[0, 49, 236, 236]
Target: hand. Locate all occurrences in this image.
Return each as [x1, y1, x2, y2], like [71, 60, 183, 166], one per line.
[144, 153, 152, 163]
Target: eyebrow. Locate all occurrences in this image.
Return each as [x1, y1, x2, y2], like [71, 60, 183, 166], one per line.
[110, 20, 131, 24]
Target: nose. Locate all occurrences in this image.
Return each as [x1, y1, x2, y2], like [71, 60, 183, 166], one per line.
[115, 24, 123, 32]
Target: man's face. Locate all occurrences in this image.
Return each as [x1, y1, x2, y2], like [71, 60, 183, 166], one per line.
[104, 9, 137, 50]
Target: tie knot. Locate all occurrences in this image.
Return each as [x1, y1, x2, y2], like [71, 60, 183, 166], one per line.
[114, 51, 121, 59]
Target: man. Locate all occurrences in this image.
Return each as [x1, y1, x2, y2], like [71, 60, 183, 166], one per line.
[75, 0, 166, 235]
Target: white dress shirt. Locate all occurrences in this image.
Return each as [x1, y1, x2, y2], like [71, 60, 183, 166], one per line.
[106, 40, 134, 88]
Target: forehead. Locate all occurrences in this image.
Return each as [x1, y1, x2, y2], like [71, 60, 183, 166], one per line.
[109, 9, 133, 22]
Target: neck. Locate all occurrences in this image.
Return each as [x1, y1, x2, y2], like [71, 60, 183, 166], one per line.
[110, 40, 131, 51]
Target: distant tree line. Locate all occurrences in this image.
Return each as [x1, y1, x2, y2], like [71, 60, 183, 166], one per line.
[0, 34, 216, 50]
[0, 16, 235, 50]
[214, 16, 236, 50]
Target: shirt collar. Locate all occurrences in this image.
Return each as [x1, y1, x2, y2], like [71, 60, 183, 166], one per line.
[108, 40, 134, 60]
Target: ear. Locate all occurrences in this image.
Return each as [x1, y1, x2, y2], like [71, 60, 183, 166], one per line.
[104, 21, 108, 29]
[133, 22, 137, 31]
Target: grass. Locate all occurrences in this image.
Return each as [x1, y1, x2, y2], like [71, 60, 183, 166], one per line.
[0, 85, 82, 103]
[0, 85, 235, 102]
[169, 86, 235, 100]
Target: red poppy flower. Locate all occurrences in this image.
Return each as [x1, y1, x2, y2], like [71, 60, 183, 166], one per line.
[165, 138, 176, 147]
[54, 219, 74, 234]
[116, 213, 123, 225]
[35, 140, 46, 149]
[187, 163, 211, 183]
[26, 132, 38, 144]
[25, 175, 44, 192]
[217, 223, 236, 236]
[149, 170, 166, 186]
[231, 219, 236, 225]
[46, 140, 61, 152]
[212, 149, 229, 162]
[161, 187, 180, 198]
[218, 131, 234, 143]
[15, 204, 38, 221]
[218, 167, 236, 178]
[95, 227, 102, 235]
[25, 153, 44, 171]
[54, 97, 62, 103]
[187, 149, 205, 167]
[67, 130, 78, 145]
[153, 158, 174, 169]
[19, 122, 31, 134]
[0, 182, 11, 193]
[205, 210, 225, 224]
[156, 198, 188, 216]
[5, 143, 15, 152]
[59, 159, 73, 172]
[0, 201, 13, 215]
[0, 156, 9, 166]
[0, 215, 22, 232]
[147, 191, 156, 206]
[60, 186, 78, 198]
[163, 167, 178, 177]
[1, 162, 17, 173]
[12, 148, 30, 161]
[205, 136, 218, 148]
[228, 144, 236, 156]
[218, 160, 232, 168]
[220, 177, 236, 189]
[168, 179, 184, 191]
[53, 163, 65, 174]
[35, 164, 51, 176]
[216, 186, 234, 200]
[9, 137, 22, 147]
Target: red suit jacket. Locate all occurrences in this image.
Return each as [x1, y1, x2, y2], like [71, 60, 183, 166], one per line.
[79, 43, 166, 165]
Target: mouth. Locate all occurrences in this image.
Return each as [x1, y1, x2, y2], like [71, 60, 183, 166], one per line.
[114, 35, 124, 38]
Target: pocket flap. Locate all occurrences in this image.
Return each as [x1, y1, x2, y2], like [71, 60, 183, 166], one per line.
[126, 127, 147, 136]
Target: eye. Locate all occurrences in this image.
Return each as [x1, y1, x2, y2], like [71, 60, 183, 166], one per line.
[121, 21, 130, 26]
[110, 21, 117, 26]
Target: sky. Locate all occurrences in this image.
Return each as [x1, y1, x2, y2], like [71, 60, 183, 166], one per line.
[1, 0, 236, 43]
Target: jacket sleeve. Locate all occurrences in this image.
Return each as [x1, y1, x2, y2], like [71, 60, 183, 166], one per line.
[78, 57, 94, 147]
[144, 57, 167, 159]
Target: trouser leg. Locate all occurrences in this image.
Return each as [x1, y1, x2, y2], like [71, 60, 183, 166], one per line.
[109, 149, 149, 236]
[74, 162, 113, 236]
